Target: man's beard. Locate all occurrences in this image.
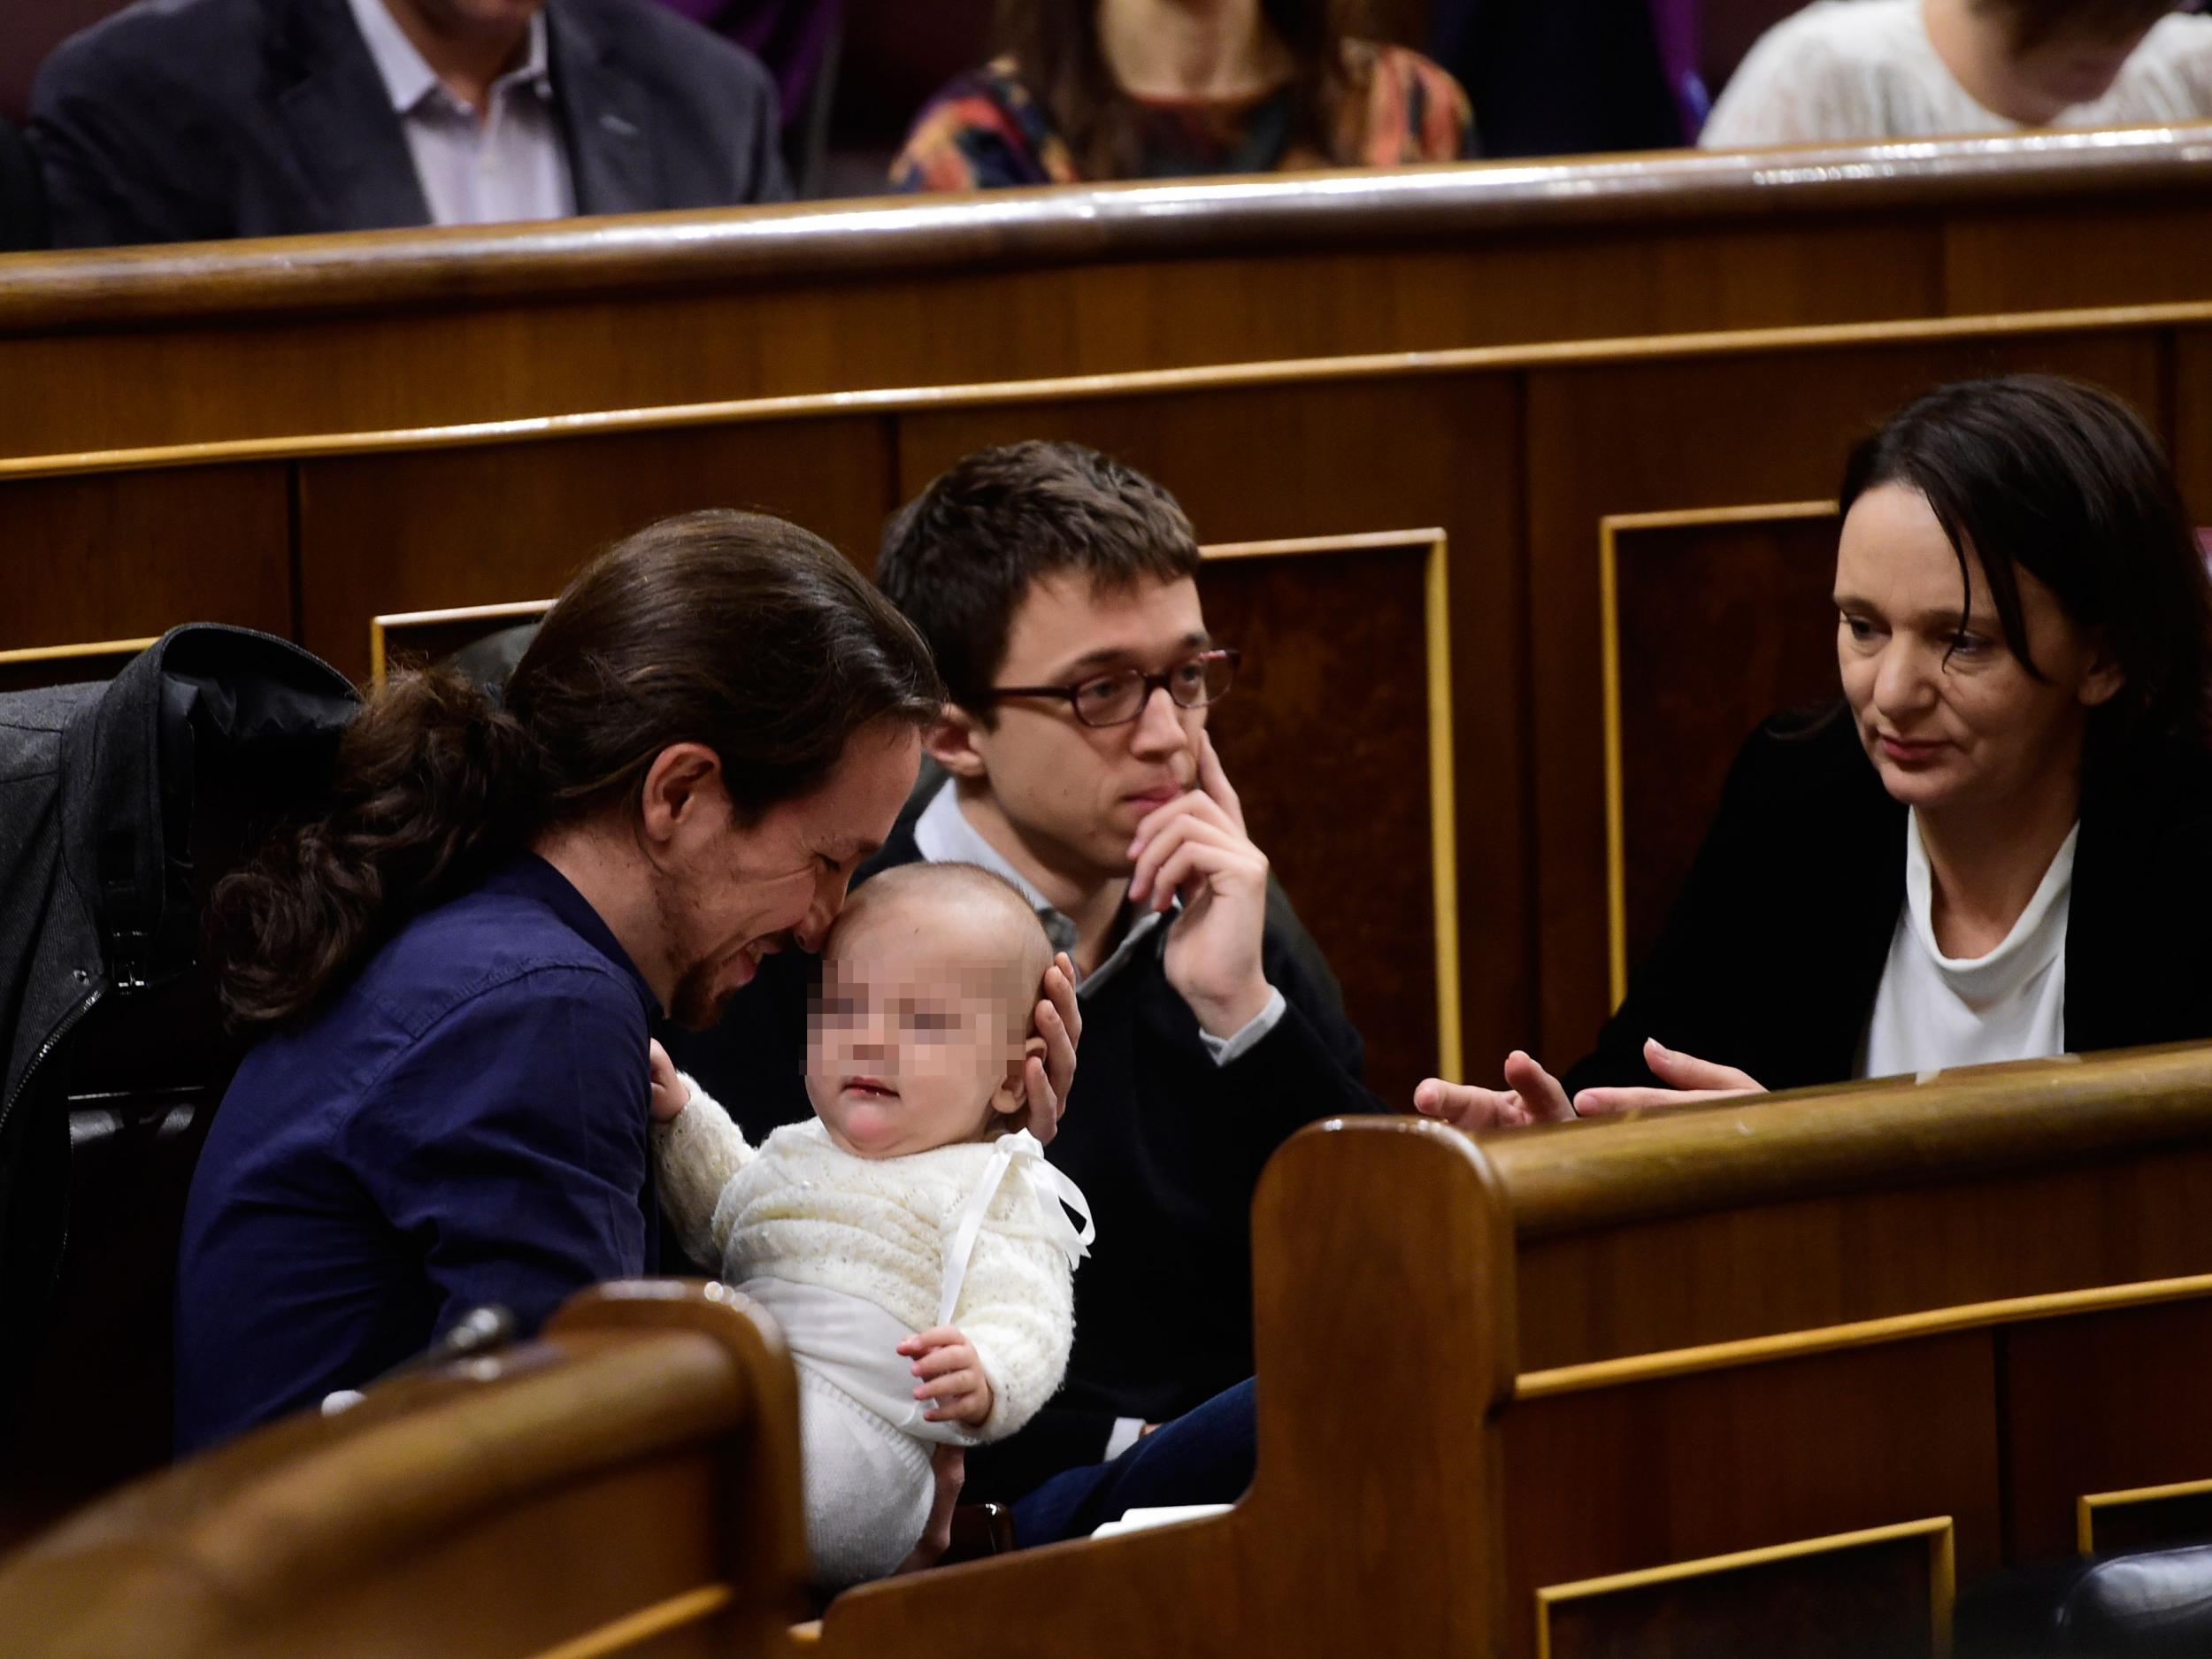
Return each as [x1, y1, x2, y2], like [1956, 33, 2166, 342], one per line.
[666, 956, 729, 1032]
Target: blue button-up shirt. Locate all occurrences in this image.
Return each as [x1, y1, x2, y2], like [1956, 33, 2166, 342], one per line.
[173, 856, 660, 1453]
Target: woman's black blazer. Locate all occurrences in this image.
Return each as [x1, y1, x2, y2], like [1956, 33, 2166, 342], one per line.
[1563, 709, 2212, 1096]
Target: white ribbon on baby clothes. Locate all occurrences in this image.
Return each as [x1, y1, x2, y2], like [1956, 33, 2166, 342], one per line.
[934, 1129, 1095, 1328]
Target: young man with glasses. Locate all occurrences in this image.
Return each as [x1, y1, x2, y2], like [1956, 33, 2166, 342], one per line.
[669, 440, 1374, 1526]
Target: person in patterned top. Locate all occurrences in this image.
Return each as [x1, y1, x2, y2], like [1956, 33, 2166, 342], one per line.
[892, 0, 1474, 190]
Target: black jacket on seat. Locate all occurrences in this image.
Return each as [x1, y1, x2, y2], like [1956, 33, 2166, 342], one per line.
[0, 627, 355, 1454]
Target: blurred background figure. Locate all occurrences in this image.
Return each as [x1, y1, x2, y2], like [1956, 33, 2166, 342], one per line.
[0, 118, 44, 250]
[27, 0, 789, 248]
[889, 0, 1473, 191]
[1430, 0, 1690, 156]
[647, 0, 846, 194]
[1702, 0, 2212, 147]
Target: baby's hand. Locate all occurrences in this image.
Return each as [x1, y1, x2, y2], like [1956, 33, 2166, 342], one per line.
[896, 1325, 994, 1427]
[647, 1040, 691, 1124]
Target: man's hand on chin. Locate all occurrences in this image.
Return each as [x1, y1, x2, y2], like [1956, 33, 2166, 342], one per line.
[1128, 731, 1274, 1040]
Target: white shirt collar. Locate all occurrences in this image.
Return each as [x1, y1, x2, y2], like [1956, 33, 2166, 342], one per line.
[911, 780, 1166, 994]
[1901, 808, 2078, 996]
[345, 0, 550, 115]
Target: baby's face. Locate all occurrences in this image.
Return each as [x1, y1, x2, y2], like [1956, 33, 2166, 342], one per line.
[805, 895, 1033, 1159]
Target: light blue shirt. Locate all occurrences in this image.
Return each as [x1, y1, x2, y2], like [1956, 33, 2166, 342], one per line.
[344, 0, 577, 227]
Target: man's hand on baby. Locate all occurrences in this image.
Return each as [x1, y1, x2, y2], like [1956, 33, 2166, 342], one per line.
[1025, 952, 1082, 1146]
[897, 1325, 994, 1425]
[647, 1040, 691, 1125]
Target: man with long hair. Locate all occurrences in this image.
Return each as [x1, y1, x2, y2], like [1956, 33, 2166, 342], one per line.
[174, 511, 1080, 1454]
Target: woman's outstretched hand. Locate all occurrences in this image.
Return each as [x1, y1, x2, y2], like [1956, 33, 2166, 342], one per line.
[1411, 1040, 1763, 1126]
[1570, 1039, 1763, 1115]
[1411, 1050, 1577, 1129]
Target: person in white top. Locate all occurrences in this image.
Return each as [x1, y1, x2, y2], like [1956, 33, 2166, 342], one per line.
[1416, 373, 2212, 1131]
[1701, 0, 2212, 147]
[651, 862, 1092, 1590]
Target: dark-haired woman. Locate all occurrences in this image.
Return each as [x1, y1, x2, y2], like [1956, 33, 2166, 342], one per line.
[891, 0, 1472, 192]
[173, 511, 1082, 1454]
[1417, 374, 2212, 1131]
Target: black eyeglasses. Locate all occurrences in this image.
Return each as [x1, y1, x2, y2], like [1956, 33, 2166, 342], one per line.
[987, 648, 1240, 728]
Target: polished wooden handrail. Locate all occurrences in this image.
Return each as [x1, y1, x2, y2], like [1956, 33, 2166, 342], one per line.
[1484, 1041, 2212, 1238]
[4, 126, 2212, 330]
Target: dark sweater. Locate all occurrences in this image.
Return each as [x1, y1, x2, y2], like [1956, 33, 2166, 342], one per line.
[664, 805, 1378, 1499]
[1565, 708, 2212, 1097]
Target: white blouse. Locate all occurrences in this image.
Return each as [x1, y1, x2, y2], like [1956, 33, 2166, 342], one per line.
[1859, 810, 2077, 1079]
[1701, 0, 2212, 149]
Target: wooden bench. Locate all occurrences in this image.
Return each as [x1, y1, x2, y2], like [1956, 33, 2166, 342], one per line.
[807, 1044, 2212, 1657]
[0, 1282, 811, 1659]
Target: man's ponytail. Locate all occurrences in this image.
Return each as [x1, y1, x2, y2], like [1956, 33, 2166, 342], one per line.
[215, 509, 942, 1028]
[213, 666, 541, 1025]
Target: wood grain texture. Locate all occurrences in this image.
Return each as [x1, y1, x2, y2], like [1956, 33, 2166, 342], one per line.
[1608, 510, 1841, 981]
[2002, 1299, 2212, 1560]
[0, 465, 292, 650]
[1507, 1342, 1990, 1657]
[2, 129, 2204, 331]
[1539, 1525, 1944, 1659]
[295, 419, 893, 680]
[6, 130, 2212, 456]
[1196, 538, 1447, 1103]
[0, 1282, 809, 1659]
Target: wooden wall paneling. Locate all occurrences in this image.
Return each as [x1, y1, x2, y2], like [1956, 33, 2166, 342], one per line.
[2075, 1477, 2212, 1557]
[294, 416, 895, 681]
[1194, 532, 1455, 1102]
[1601, 504, 1841, 1002]
[2163, 323, 2212, 517]
[1942, 202, 2212, 316]
[1501, 1336, 2001, 1659]
[9, 131, 2212, 457]
[1523, 326, 2167, 1061]
[2001, 1299, 2212, 1561]
[895, 371, 1528, 1091]
[1510, 1147, 2212, 1372]
[0, 220, 1947, 460]
[0, 637, 158, 695]
[1535, 1517, 1954, 1659]
[0, 465, 294, 651]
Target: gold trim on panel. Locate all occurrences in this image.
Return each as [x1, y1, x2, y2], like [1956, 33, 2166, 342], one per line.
[1598, 501, 1839, 1008]
[0, 635, 159, 666]
[522, 1584, 732, 1659]
[10, 301, 2212, 481]
[1534, 1516, 1955, 1659]
[1201, 529, 1462, 1080]
[2076, 1474, 2212, 1554]
[1515, 1272, 2212, 1400]
[369, 599, 552, 687]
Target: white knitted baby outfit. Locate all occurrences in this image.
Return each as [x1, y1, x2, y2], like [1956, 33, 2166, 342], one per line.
[655, 1084, 1089, 1588]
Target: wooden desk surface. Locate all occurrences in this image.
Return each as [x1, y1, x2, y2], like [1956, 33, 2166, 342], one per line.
[5, 127, 2212, 457]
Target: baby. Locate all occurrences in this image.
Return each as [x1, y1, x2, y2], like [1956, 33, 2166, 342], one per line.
[651, 862, 1092, 1589]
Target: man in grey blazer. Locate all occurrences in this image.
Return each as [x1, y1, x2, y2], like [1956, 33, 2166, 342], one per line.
[28, 0, 791, 250]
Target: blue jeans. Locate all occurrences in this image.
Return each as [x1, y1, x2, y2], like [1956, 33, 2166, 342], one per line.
[1009, 1379, 1256, 1546]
